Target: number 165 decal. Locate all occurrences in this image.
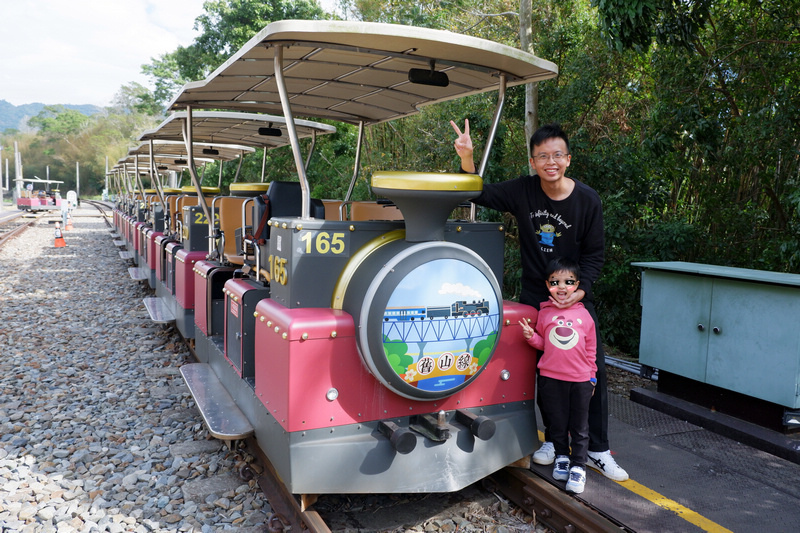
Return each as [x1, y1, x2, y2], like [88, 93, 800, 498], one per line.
[298, 231, 348, 255]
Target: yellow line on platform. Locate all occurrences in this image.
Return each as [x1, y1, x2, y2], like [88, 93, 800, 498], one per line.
[537, 431, 733, 532]
[620, 479, 734, 533]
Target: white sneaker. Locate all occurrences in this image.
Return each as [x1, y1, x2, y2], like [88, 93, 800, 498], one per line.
[587, 450, 629, 481]
[532, 441, 555, 465]
[552, 455, 570, 481]
[565, 466, 586, 494]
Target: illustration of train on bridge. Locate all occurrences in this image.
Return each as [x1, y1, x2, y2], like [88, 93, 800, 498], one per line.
[384, 299, 491, 321]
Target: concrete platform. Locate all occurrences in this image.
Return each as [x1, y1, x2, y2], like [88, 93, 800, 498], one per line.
[531, 390, 800, 532]
[632, 387, 800, 465]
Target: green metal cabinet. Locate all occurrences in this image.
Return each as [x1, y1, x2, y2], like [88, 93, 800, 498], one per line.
[634, 261, 800, 408]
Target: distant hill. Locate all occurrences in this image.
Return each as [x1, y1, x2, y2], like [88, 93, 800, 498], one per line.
[0, 100, 104, 133]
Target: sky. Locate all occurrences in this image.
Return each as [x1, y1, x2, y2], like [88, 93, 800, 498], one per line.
[1, 0, 208, 107]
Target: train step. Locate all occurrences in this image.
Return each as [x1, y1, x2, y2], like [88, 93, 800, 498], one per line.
[180, 363, 254, 448]
[119, 251, 135, 260]
[110, 233, 120, 239]
[128, 267, 149, 282]
[143, 297, 176, 324]
[113, 239, 126, 247]
[128, 267, 150, 281]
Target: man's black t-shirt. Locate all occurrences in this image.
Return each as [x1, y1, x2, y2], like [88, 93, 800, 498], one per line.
[472, 174, 604, 306]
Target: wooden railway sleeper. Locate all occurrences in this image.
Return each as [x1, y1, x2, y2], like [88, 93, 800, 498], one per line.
[244, 437, 331, 533]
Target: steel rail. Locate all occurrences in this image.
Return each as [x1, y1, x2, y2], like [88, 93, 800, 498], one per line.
[487, 466, 632, 533]
[0, 218, 34, 248]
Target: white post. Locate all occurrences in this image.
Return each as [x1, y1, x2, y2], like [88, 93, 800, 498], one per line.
[14, 141, 21, 198]
[76, 161, 80, 202]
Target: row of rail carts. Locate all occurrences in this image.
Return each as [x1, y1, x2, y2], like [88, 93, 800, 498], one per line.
[110, 20, 560, 499]
[15, 177, 66, 211]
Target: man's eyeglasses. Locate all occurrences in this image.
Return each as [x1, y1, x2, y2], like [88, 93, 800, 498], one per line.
[532, 152, 569, 162]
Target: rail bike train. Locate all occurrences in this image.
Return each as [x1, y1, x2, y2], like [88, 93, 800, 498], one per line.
[111, 20, 559, 496]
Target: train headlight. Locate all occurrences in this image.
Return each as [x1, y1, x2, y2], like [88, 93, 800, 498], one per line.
[326, 388, 339, 401]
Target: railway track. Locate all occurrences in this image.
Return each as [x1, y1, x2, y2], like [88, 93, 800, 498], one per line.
[83, 199, 114, 226]
[245, 454, 631, 532]
[0, 210, 36, 248]
[248, 362, 652, 532]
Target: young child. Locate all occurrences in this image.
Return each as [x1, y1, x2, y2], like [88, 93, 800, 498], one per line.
[519, 257, 597, 494]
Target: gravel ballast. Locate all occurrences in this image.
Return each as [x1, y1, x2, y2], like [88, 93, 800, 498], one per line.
[0, 211, 270, 532]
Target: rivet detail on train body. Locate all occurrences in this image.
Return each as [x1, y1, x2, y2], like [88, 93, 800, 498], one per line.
[282, 332, 287, 340]
[234, 296, 239, 302]
[281, 222, 287, 229]
[274, 326, 280, 333]
[267, 321, 272, 327]
[260, 316, 265, 322]
[349, 225, 355, 232]
[498, 225, 504, 231]
[301, 333, 308, 340]
[296, 224, 303, 231]
[253, 311, 258, 318]
[330, 331, 337, 338]
[504, 319, 511, 326]
[456, 226, 462, 232]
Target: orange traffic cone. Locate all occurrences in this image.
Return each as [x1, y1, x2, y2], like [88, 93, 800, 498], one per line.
[65, 212, 74, 231]
[54, 222, 67, 247]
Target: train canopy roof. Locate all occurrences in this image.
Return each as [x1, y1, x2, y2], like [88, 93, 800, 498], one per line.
[167, 20, 559, 125]
[127, 140, 255, 161]
[15, 176, 65, 184]
[138, 111, 335, 148]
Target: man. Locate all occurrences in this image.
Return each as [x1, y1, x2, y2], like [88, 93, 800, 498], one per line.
[450, 119, 628, 482]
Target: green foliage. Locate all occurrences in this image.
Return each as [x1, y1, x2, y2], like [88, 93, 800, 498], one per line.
[591, 0, 711, 52]
[383, 336, 413, 374]
[142, 0, 327, 110]
[28, 106, 93, 139]
[473, 332, 499, 366]
[591, 0, 659, 52]
[6, 0, 800, 362]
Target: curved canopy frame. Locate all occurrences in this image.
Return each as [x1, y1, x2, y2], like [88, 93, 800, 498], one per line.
[167, 21, 558, 221]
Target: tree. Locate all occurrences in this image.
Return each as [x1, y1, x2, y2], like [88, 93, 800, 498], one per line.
[28, 106, 93, 141]
[110, 82, 164, 116]
[142, 0, 327, 109]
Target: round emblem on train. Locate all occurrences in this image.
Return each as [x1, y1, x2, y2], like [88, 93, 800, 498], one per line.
[346, 240, 502, 401]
